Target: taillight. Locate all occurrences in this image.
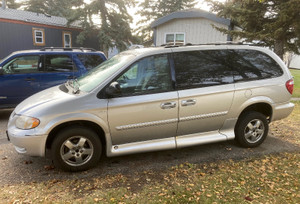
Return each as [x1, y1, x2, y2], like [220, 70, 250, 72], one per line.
[285, 79, 294, 95]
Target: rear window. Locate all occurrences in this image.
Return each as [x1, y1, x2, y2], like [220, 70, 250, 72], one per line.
[228, 49, 283, 82]
[77, 54, 105, 70]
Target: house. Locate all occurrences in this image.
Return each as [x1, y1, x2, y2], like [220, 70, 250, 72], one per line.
[0, 4, 99, 59]
[151, 9, 237, 46]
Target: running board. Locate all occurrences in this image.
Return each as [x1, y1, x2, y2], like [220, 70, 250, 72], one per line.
[176, 131, 227, 148]
[108, 131, 231, 157]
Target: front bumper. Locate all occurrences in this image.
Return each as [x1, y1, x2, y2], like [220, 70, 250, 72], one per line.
[7, 127, 47, 157]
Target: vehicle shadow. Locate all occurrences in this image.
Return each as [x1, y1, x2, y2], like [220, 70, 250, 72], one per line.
[0, 109, 13, 139]
[0, 109, 13, 119]
[0, 135, 299, 186]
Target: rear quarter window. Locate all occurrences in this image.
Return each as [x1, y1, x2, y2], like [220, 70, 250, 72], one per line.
[228, 49, 283, 82]
[77, 54, 105, 70]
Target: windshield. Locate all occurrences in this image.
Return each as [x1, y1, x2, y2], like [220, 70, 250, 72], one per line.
[77, 53, 135, 92]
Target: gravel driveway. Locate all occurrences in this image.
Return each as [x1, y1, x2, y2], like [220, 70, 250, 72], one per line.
[0, 109, 299, 187]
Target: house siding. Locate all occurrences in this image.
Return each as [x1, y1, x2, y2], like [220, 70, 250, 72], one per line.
[155, 18, 228, 46]
[0, 21, 100, 59]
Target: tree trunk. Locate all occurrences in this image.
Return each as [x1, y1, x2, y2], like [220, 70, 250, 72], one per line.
[274, 40, 284, 60]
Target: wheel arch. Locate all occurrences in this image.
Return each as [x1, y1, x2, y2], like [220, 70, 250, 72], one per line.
[44, 113, 111, 156]
[237, 102, 273, 123]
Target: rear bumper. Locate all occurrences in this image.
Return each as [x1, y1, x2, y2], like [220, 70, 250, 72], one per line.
[272, 102, 294, 122]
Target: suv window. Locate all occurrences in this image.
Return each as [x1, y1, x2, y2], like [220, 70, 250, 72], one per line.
[173, 50, 234, 90]
[116, 54, 173, 96]
[77, 54, 105, 70]
[3, 55, 41, 74]
[44, 55, 75, 72]
[229, 49, 283, 82]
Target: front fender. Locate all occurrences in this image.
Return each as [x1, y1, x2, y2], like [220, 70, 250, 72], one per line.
[42, 112, 111, 145]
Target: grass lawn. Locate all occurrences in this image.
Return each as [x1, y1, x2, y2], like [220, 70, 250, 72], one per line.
[290, 69, 300, 98]
[0, 102, 299, 203]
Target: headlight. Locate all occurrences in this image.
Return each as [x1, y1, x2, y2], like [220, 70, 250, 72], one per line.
[15, 115, 40, 130]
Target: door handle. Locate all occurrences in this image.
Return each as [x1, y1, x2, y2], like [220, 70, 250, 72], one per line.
[181, 99, 196, 106]
[161, 101, 176, 109]
[25, 77, 36, 81]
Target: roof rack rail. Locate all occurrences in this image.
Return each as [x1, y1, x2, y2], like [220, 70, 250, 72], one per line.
[40, 47, 97, 52]
[186, 42, 246, 46]
[162, 41, 248, 48]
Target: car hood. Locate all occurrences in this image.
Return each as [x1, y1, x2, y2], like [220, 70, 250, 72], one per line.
[14, 85, 75, 115]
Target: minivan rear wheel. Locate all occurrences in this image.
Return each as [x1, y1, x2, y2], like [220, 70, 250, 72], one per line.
[51, 126, 102, 171]
[235, 111, 269, 148]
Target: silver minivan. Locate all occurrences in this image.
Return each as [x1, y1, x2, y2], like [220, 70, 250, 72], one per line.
[7, 44, 294, 171]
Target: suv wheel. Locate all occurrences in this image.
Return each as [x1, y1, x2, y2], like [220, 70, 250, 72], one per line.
[235, 111, 269, 148]
[51, 127, 102, 171]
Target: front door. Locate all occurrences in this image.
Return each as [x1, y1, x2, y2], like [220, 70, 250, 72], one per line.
[107, 54, 178, 145]
[0, 55, 42, 107]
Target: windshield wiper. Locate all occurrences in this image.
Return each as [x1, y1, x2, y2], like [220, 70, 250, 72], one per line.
[65, 80, 74, 88]
[72, 78, 80, 94]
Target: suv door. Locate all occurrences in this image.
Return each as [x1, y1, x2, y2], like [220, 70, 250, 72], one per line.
[173, 50, 235, 138]
[107, 54, 178, 146]
[39, 54, 79, 90]
[0, 55, 43, 107]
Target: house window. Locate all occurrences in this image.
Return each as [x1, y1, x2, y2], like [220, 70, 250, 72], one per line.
[63, 32, 72, 48]
[32, 28, 45, 46]
[165, 33, 185, 45]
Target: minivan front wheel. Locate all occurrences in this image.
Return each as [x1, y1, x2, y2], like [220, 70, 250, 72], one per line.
[51, 127, 102, 171]
[235, 112, 269, 148]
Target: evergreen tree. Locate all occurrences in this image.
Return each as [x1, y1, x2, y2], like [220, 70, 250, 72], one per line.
[76, 0, 135, 55]
[23, 0, 135, 55]
[0, 0, 22, 9]
[137, 0, 197, 44]
[24, 0, 83, 18]
[207, 0, 300, 59]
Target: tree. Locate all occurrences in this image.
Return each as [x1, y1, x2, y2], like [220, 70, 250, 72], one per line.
[75, 0, 135, 56]
[23, 0, 135, 56]
[24, 0, 83, 18]
[0, 0, 22, 9]
[137, 0, 197, 44]
[207, 0, 300, 59]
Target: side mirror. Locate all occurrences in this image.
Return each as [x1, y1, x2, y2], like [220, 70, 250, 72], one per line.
[105, 82, 121, 97]
[0, 68, 4, 75]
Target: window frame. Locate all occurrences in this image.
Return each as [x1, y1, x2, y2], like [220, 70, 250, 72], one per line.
[62, 31, 72, 48]
[32, 28, 45, 46]
[164, 32, 185, 45]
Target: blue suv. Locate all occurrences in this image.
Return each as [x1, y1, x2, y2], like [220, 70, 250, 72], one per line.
[0, 47, 106, 108]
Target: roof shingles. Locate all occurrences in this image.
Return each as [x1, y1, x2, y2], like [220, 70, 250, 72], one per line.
[0, 8, 81, 28]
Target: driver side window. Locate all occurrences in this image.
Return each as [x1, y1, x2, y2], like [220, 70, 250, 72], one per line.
[3, 55, 41, 74]
[116, 54, 173, 96]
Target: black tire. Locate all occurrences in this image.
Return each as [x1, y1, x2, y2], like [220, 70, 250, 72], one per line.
[235, 111, 269, 148]
[51, 126, 102, 172]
